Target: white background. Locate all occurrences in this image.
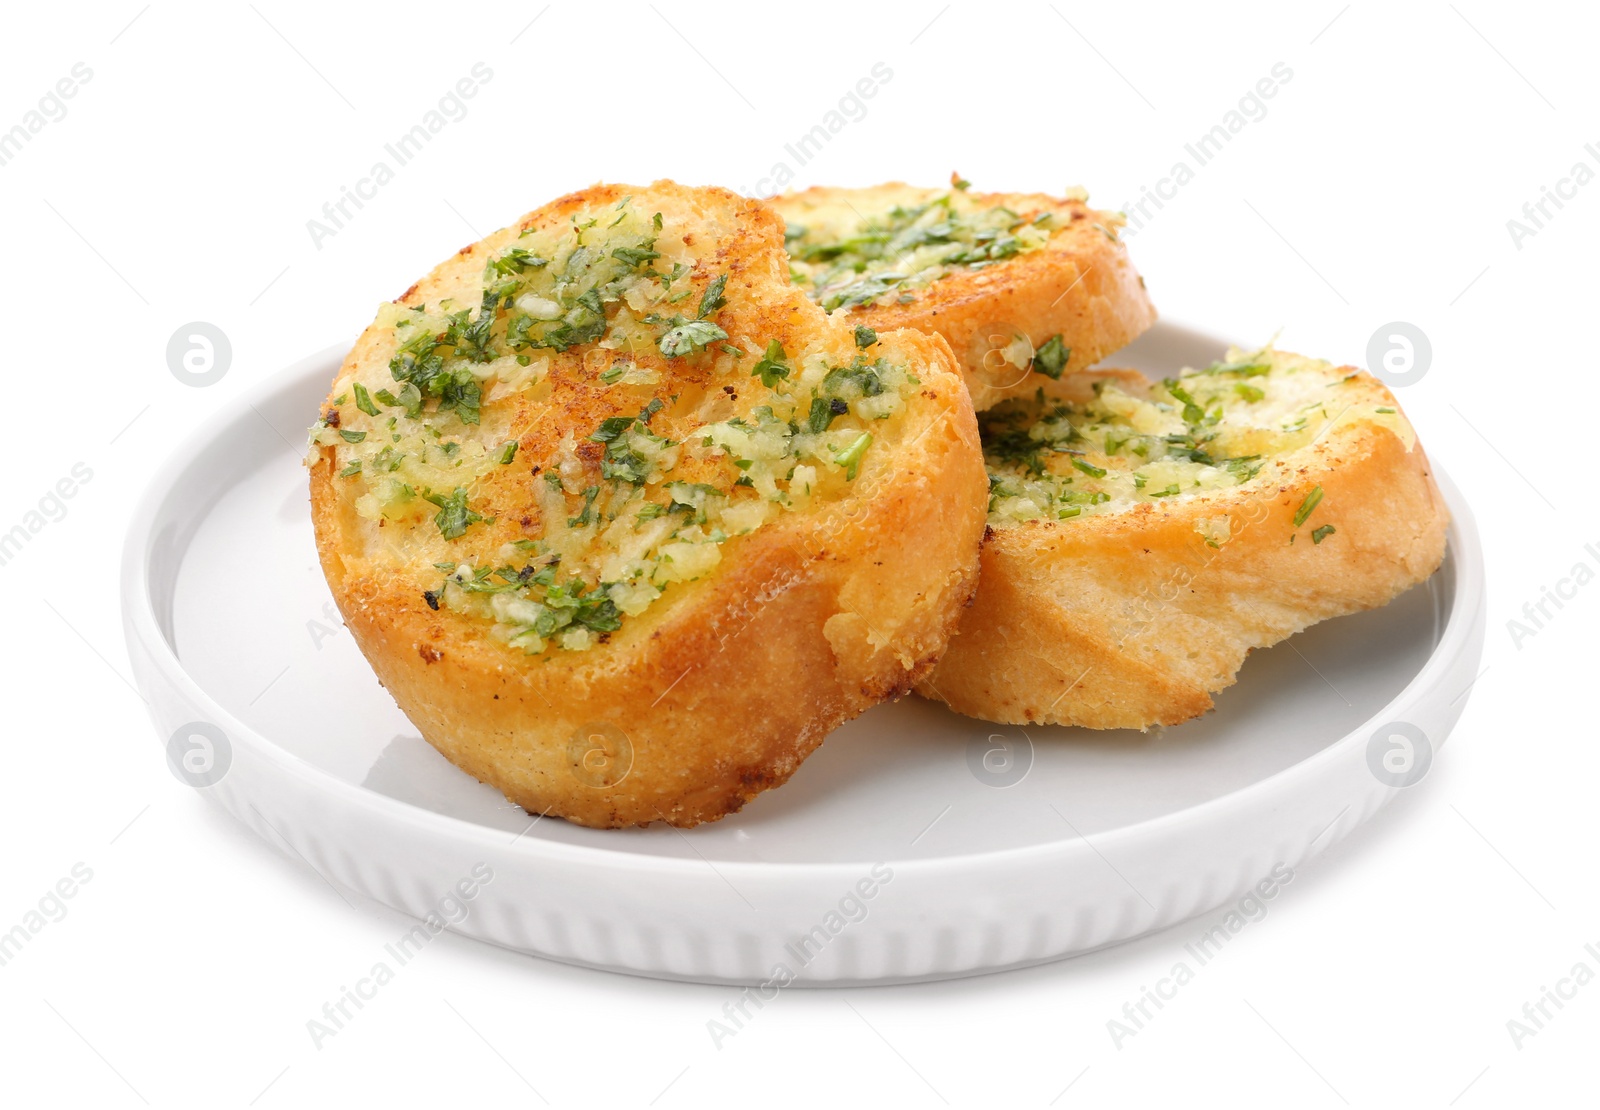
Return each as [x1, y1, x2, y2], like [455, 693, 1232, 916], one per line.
[2, 1, 1595, 1106]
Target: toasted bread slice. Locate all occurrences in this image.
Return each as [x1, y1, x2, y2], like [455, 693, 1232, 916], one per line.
[308, 181, 987, 827]
[769, 181, 1157, 411]
[917, 347, 1449, 729]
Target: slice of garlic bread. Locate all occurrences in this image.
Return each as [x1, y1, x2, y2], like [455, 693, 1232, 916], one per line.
[917, 347, 1448, 729]
[308, 181, 987, 827]
[770, 181, 1157, 411]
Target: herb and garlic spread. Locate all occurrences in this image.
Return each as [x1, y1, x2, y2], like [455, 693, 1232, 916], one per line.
[309, 194, 923, 656]
[781, 182, 1103, 315]
[981, 347, 1414, 531]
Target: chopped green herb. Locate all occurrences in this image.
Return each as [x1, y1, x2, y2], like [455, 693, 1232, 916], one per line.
[338, 429, 367, 443]
[375, 383, 423, 418]
[808, 395, 848, 434]
[854, 325, 878, 348]
[697, 273, 729, 318]
[589, 415, 637, 444]
[497, 441, 518, 465]
[822, 358, 887, 400]
[657, 318, 728, 358]
[653, 261, 688, 293]
[489, 247, 549, 275]
[567, 485, 600, 527]
[353, 383, 379, 417]
[1031, 334, 1070, 380]
[1311, 524, 1336, 544]
[824, 273, 901, 311]
[1292, 485, 1324, 528]
[611, 243, 660, 268]
[1165, 381, 1205, 424]
[1202, 359, 1271, 377]
[751, 339, 791, 389]
[425, 487, 483, 540]
[834, 433, 873, 480]
[586, 403, 670, 486]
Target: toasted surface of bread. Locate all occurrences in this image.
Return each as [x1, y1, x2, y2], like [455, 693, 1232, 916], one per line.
[308, 181, 988, 826]
[917, 347, 1449, 729]
[769, 182, 1157, 411]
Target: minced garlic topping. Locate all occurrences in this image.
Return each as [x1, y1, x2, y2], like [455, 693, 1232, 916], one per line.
[982, 347, 1411, 526]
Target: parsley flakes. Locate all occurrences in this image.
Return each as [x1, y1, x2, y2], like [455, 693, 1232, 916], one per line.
[425, 487, 484, 540]
[654, 271, 732, 358]
[657, 319, 728, 358]
[751, 339, 792, 389]
[1031, 334, 1070, 379]
[1293, 485, 1324, 528]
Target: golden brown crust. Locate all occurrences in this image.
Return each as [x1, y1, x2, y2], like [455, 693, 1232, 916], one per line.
[769, 183, 1157, 411]
[310, 181, 988, 826]
[917, 366, 1449, 729]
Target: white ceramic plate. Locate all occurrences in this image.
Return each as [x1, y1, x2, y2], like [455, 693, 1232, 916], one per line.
[121, 322, 1486, 985]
